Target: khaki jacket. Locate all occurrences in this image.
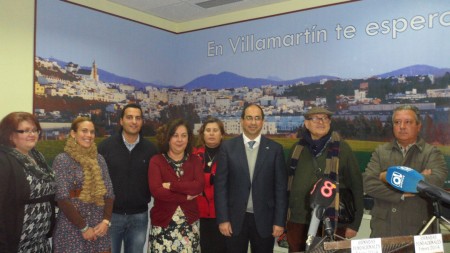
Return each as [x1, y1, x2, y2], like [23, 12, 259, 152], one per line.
[363, 137, 447, 237]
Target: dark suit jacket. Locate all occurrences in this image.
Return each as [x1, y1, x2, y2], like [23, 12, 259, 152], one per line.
[0, 149, 30, 253]
[215, 134, 288, 238]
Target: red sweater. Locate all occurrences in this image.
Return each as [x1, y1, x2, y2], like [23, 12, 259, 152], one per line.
[148, 153, 204, 227]
[192, 147, 218, 218]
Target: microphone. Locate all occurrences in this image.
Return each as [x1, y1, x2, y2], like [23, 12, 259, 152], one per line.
[306, 177, 337, 251]
[323, 217, 334, 239]
[386, 166, 450, 204]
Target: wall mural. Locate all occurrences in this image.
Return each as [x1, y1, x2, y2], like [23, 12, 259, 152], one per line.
[35, 0, 450, 184]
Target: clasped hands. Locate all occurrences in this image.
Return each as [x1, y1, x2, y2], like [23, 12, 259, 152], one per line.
[81, 221, 109, 241]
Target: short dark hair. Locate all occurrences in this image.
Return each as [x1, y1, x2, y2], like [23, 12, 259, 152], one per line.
[156, 118, 194, 154]
[120, 103, 143, 119]
[392, 105, 421, 125]
[0, 112, 42, 147]
[240, 104, 265, 120]
[197, 116, 225, 146]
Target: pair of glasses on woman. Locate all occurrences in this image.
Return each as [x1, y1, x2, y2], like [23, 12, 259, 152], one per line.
[15, 129, 41, 135]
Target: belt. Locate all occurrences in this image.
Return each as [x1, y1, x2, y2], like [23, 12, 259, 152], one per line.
[69, 189, 82, 198]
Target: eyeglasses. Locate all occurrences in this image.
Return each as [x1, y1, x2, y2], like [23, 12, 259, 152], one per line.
[15, 129, 41, 135]
[244, 116, 262, 122]
[306, 116, 331, 123]
[393, 120, 416, 126]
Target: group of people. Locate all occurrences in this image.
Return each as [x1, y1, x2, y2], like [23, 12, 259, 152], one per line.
[0, 103, 447, 253]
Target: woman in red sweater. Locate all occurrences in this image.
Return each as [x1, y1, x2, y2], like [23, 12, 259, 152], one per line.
[192, 117, 226, 253]
[148, 118, 204, 253]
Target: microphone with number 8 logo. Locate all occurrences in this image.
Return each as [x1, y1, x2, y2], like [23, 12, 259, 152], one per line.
[306, 177, 337, 252]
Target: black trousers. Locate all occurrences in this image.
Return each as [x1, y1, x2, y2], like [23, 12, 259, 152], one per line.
[200, 218, 226, 253]
[225, 212, 274, 253]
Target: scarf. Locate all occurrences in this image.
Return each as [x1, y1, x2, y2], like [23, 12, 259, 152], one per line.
[0, 144, 54, 183]
[288, 130, 341, 230]
[64, 136, 106, 206]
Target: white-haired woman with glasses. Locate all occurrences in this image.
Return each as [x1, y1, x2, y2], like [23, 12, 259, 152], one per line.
[0, 112, 56, 252]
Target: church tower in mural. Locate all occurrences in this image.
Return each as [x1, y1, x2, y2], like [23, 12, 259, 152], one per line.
[91, 60, 99, 82]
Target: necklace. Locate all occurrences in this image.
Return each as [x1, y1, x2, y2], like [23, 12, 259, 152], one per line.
[163, 153, 188, 177]
[205, 151, 216, 167]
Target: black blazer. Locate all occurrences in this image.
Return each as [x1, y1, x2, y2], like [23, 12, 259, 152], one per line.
[214, 135, 288, 237]
[0, 150, 30, 253]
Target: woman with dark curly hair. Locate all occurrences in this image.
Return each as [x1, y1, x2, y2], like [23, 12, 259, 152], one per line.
[148, 118, 204, 253]
[52, 117, 115, 253]
[0, 112, 55, 253]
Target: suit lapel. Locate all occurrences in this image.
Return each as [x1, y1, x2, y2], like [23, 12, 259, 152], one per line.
[236, 135, 251, 182]
[252, 136, 269, 181]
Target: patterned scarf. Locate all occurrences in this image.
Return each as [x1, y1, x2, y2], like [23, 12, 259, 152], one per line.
[0, 144, 54, 183]
[64, 136, 106, 206]
[288, 130, 341, 230]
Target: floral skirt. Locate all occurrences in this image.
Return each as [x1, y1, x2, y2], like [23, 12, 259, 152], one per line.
[149, 206, 200, 253]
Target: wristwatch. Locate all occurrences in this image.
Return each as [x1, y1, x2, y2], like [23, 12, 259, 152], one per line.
[102, 219, 112, 227]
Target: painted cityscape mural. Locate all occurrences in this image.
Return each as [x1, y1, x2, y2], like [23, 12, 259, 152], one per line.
[34, 0, 450, 181]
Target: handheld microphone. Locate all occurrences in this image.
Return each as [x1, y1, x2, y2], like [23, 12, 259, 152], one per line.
[323, 217, 334, 239]
[306, 177, 337, 251]
[386, 166, 450, 204]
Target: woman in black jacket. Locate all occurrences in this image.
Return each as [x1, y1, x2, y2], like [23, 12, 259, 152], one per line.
[0, 112, 55, 253]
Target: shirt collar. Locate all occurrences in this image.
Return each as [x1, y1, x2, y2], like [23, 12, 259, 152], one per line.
[122, 133, 140, 151]
[396, 140, 415, 157]
[243, 134, 261, 148]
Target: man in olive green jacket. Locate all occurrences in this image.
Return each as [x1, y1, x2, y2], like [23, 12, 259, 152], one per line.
[287, 107, 364, 252]
[363, 105, 447, 238]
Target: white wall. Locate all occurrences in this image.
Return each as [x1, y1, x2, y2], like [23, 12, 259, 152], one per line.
[0, 0, 35, 119]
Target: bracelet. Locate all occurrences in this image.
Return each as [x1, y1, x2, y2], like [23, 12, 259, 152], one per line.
[80, 225, 89, 233]
[102, 219, 111, 227]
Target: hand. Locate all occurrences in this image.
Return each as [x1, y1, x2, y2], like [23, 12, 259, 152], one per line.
[272, 225, 284, 237]
[93, 221, 109, 237]
[81, 227, 97, 241]
[422, 169, 432, 176]
[162, 182, 171, 189]
[187, 194, 200, 200]
[403, 193, 415, 198]
[379, 171, 387, 183]
[219, 222, 233, 237]
[344, 228, 357, 239]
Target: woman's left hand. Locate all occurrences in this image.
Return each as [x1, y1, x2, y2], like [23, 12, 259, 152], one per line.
[162, 182, 171, 189]
[93, 221, 109, 237]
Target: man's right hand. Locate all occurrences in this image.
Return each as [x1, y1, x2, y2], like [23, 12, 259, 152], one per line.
[219, 222, 233, 237]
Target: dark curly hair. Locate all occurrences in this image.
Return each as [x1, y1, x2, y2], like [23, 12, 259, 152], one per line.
[156, 118, 194, 154]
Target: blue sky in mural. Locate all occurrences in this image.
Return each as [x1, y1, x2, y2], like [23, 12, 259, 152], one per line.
[36, 0, 450, 86]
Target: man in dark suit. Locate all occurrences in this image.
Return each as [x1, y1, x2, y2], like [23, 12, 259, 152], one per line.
[215, 104, 288, 253]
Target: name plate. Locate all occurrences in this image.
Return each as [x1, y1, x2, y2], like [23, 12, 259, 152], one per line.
[414, 233, 443, 253]
[351, 238, 382, 253]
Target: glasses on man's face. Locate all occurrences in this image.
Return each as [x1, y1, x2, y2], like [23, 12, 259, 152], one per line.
[306, 116, 331, 124]
[15, 129, 41, 135]
[244, 116, 262, 122]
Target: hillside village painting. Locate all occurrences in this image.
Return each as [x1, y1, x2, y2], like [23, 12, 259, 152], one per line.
[35, 0, 450, 181]
[34, 57, 450, 144]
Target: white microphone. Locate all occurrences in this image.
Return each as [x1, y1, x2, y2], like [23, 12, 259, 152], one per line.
[306, 206, 324, 250]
